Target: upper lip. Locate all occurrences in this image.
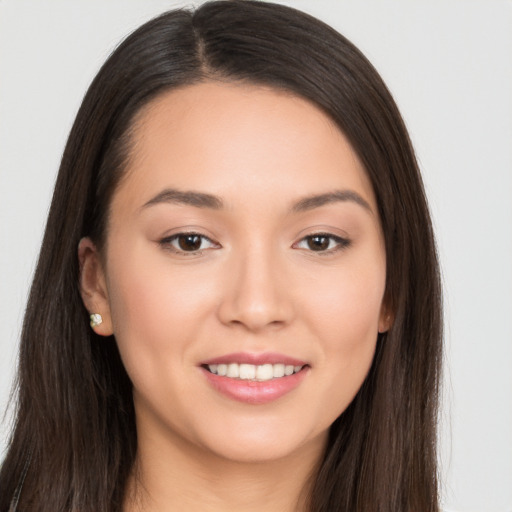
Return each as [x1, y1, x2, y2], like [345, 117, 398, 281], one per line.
[201, 352, 308, 367]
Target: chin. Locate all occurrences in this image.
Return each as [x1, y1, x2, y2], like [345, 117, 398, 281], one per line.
[188, 416, 329, 466]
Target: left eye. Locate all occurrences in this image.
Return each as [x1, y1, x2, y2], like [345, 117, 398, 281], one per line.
[295, 234, 350, 252]
[161, 233, 218, 253]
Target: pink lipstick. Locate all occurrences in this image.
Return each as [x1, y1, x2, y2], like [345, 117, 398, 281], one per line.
[200, 352, 309, 405]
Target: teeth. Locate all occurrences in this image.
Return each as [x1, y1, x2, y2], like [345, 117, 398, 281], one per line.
[207, 363, 304, 380]
[226, 363, 238, 378]
[273, 363, 285, 378]
[239, 363, 256, 379]
[256, 364, 273, 381]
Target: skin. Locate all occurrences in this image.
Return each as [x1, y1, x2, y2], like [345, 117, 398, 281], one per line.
[79, 81, 390, 511]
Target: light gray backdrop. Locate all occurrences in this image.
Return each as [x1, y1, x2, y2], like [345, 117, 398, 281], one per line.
[1, 1, 511, 511]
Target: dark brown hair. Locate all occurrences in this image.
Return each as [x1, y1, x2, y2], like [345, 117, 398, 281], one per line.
[1, 2, 442, 510]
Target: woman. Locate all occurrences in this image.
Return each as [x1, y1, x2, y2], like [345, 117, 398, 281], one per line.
[0, 1, 442, 510]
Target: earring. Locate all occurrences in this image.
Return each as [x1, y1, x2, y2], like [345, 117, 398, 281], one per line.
[90, 313, 103, 328]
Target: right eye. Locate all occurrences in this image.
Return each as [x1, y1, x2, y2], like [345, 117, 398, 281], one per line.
[160, 232, 219, 254]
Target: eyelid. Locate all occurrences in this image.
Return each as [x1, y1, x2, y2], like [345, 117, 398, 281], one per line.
[159, 231, 221, 255]
[292, 232, 351, 254]
[157, 228, 350, 256]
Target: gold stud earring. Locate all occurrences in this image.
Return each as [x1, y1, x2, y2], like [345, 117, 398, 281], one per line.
[90, 313, 103, 328]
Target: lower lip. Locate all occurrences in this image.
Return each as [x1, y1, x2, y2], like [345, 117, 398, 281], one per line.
[201, 367, 309, 405]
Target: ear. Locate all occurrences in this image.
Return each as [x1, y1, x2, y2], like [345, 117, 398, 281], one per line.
[78, 237, 113, 336]
[378, 301, 394, 334]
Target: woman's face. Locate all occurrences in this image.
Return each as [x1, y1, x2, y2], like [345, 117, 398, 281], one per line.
[81, 82, 389, 464]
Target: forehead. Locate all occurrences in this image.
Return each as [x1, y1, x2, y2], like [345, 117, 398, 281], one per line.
[114, 81, 376, 213]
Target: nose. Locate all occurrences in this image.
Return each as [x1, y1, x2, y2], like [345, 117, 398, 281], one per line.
[216, 245, 294, 332]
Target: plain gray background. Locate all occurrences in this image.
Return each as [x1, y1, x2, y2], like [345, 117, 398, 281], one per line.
[1, 1, 511, 511]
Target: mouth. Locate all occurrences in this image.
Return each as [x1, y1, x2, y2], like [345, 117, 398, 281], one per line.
[200, 353, 310, 404]
[203, 362, 305, 381]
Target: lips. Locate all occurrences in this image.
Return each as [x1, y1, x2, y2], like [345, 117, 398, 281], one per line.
[202, 352, 307, 366]
[200, 352, 309, 404]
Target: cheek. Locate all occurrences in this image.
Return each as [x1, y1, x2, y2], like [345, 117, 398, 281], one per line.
[105, 254, 173, 376]
[305, 259, 385, 347]
[314, 283, 381, 376]
[104, 249, 221, 381]
[300, 256, 385, 409]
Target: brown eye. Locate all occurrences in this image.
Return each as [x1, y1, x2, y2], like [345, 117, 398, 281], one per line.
[295, 233, 351, 253]
[177, 234, 202, 251]
[307, 235, 330, 251]
[161, 232, 218, 254]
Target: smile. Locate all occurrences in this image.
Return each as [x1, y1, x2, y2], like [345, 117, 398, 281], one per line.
[200, 354, 310, 404]
[206, 363, 304, 381]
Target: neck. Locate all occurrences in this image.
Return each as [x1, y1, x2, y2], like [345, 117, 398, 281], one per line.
[124, 423, 326, 512]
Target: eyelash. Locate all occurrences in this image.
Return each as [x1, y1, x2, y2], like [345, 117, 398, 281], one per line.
[159, 232, 351, 255]
[159, 232, 219, 255]
[293, 233, 351, 254]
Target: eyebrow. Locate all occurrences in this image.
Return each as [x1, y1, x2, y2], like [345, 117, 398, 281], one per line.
[291, 190, 372, 213]
[142, 189, 224, 210]
[142, 188, 372, 214]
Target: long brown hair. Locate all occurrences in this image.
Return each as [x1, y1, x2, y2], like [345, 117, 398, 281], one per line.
[0, 2, 442, 510]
